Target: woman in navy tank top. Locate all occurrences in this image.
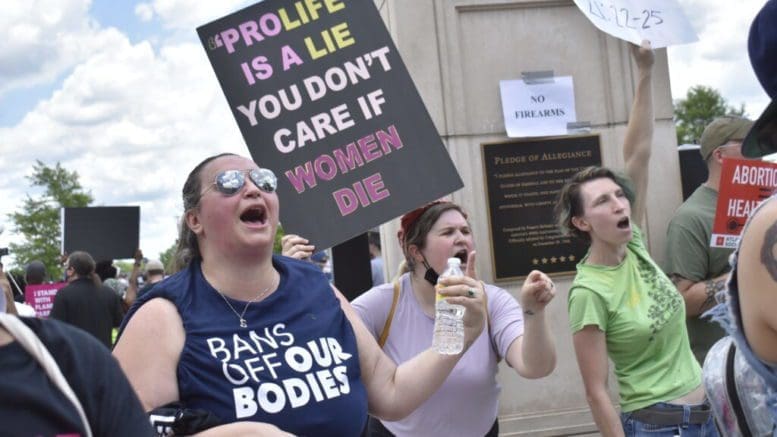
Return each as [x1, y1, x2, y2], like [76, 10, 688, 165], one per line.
[113, 153, 487, 436]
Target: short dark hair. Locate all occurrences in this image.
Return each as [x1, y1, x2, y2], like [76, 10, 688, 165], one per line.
[554, 166, 635, 242]
[67, 251, 96, 278]
[368, 231, 381, 250]
[25, 260, 47, 285]
[95, 260, 117, 281]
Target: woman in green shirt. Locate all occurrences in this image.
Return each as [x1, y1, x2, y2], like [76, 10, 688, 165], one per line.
[553, 42, 717, 437]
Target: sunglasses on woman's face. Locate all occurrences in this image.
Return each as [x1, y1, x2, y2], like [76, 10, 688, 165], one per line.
[201, 168, 278, 198]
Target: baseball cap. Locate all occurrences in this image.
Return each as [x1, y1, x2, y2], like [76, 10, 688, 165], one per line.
[743, 0, 777, 158]
[699, 116, 753, 161]
[145, 259, 164, 273]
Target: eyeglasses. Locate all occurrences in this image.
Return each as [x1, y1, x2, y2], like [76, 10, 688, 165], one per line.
[200, 168, 278, 198]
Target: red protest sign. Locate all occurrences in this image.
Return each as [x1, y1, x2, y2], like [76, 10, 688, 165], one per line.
[25, 282, 67, 318]
[712, 158, 777, 248]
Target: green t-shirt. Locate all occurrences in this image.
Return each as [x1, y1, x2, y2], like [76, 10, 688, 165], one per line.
[663, 185, 729, 363]
[569, 226, 701, 412]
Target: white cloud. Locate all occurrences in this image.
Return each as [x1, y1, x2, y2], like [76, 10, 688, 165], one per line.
[135, 3, 154, 22]
[0, 0, 119, 96]
[1, 3, 248, 261]
[667, 0, 769, 119]
[132, 0, 253, 31]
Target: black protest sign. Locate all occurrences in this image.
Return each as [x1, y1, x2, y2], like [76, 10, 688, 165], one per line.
[482, 136, 601, 280]
[197, 0, 462, 250]
[62, 206, 139, 261]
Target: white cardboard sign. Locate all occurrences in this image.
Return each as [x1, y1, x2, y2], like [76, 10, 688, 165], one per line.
[573, 0, 698, 48]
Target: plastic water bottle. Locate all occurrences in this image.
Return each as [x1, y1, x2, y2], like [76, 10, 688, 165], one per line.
[433, 257, 465, 354]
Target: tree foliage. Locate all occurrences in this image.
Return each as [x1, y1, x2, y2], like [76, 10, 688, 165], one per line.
[159, 240, 177, 273]
[8, 161, 93, 280]
[674, 85, 746, 145]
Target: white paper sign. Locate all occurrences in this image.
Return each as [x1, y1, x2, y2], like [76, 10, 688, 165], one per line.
[573, 0, 698, 48]
[499, 76, 576, 138]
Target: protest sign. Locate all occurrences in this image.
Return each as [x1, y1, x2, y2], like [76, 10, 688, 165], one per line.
[197, 0, 463, 250]
[25, 282, 67, 318]
[711, 158, 777, 248]
[62, 206, 140, 260]
[573, 0, 697, 48]
[499, 76, 576, 137]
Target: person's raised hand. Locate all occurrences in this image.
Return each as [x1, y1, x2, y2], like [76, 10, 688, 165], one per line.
[437, 255, 486, 352]
[632, 39, 654, 71]
[464, 250, 478, 281]
[134, 249, 144, 267]
[519, 270, 556, 315]
[281, 234, 315, 260]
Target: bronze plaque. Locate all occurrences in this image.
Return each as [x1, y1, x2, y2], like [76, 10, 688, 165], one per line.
[482, 135, 602, 280]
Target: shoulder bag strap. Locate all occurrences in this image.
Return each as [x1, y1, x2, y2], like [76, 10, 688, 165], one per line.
[726, 341, 753, 437]
[378, 280, 401, 348]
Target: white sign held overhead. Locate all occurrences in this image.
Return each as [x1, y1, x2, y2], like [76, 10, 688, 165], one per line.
[500, 76, 577, 138]
[573, 0, 697, 48]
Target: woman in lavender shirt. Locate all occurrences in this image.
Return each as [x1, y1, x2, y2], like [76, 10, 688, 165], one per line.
[352, 201, 556, 436]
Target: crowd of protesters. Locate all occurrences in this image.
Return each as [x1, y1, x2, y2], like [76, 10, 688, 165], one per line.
[1, 2, 777, 436]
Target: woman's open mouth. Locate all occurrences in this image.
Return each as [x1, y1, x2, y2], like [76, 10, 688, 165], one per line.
[454, 249, 468, 265]
[240, 206, 267, 225]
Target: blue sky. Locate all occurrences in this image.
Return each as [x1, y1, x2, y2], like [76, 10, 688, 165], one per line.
[0, 0, 769, 265]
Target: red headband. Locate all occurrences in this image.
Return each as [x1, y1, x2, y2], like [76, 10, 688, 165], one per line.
[400, 201, 446, 238]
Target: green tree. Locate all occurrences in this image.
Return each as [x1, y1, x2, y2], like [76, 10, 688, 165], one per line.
[674, 85, 746, 145]
[159, 240, 177, 273]
[8, 161, 93, 280]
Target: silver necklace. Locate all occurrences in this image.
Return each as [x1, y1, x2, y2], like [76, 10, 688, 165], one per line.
[216, 273, 277, 328]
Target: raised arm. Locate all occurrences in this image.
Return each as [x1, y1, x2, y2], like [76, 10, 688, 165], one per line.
[623, 41, 655, 223]
[333, 285, 485, 420]
[124, 249, 143, 310]
[505, 270, 556, 378]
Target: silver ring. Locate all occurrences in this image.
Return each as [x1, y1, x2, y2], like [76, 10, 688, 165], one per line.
[467, 289, 476, 298]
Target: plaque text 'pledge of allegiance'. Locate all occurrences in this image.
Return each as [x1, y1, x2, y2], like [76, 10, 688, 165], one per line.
[482, 135, 602, 280]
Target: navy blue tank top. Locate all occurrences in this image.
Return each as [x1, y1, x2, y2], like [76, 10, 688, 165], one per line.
[122, 256, 368, 436]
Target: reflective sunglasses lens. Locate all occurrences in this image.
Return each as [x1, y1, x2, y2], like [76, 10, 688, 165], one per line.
[215, 170, 245, 195]
[250, 168, 277, 193]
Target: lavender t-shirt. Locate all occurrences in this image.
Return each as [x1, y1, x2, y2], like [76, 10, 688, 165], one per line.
[351, 273, 524, 436]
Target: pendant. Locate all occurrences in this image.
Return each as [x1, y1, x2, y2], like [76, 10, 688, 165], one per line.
[240, 318, 247, 328]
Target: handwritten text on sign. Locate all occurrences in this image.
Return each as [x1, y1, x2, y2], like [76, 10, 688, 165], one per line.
[572, 0, 697, 48]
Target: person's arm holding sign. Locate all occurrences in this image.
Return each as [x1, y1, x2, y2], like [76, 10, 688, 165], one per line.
[572, 41, 654, 437]
[621, 40, 654, 223]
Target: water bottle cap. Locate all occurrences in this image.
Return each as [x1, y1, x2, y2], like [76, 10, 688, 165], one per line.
[447, 257, 461, 266]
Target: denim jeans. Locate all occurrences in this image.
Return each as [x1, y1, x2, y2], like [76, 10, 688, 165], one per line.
[621, 402, 719, 436]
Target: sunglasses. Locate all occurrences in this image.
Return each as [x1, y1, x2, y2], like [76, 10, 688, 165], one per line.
[201, 168, 278, 198]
